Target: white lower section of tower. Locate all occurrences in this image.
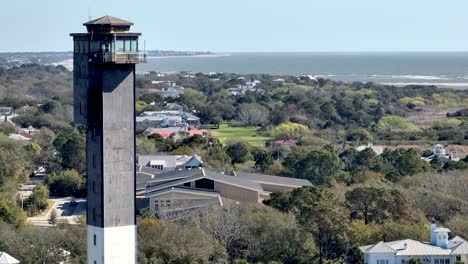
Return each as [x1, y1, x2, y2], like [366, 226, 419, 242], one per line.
[87, 225, 136, 264]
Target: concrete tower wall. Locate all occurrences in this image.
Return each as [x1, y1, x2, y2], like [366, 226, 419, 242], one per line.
[73, 52, 90, 124]
[86, 64, 136, 264]
[101, 64, 136, 227]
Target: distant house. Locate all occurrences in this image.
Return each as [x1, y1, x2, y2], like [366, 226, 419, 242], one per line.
[151, 80, 177, 87]
[138, 154, 203, 171]
[272, 78, 287, 85]
[422, 144, 460, 162]
[136, 115, 183, 128]
[0, 115, 15, 125]
[0, 251, 20, 264]
[154, 87, 184, 98]
[21, 125, 38, 135]
[0, 107, 13, 116]
[164, 103, 183, 111]
[360, 220, 468, 264]
[137, 110, 200, 128]
[8, 132, 32, 141]
[139, 168, 312, 218]
[142, 127, 182, 139]
[274, 139, 298, 147]
[227, 80, 265, 96]
[297, 74, 318, 82]
[180, 129, 208, 138]
[356, 142, 384, 155]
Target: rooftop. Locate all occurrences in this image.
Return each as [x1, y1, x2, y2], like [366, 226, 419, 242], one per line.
[83, 15, 133, 26]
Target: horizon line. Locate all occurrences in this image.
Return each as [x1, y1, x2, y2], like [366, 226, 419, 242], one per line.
[2, 50, 468, 54]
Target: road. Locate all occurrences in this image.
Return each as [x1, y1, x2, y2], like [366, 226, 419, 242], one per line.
[28, 197, 86, 226]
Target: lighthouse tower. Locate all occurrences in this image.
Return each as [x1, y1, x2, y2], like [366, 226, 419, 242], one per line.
[70, 16, 145, 264]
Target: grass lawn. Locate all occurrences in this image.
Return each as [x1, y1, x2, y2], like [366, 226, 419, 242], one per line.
[210, 124, 272, 147]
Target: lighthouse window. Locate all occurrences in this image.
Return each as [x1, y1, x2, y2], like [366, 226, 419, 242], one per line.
[116, 40, 124, 52]
[124, 40, 130, 52]
[130, 40, 138, 51]
[90, 41, 101, 52]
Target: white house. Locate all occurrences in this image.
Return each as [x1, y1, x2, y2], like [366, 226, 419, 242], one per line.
[0, 251, 20, 263]
[137, 154, 203, 171]
[422, 144, 460, 162]
[360, 221, 468, 264]
[356, 142, 384, 155]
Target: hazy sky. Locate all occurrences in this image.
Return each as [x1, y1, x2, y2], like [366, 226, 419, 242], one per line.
[2, 0, 468, 52]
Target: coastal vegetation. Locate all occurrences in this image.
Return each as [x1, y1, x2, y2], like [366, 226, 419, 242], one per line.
[0, 64, 467, 263]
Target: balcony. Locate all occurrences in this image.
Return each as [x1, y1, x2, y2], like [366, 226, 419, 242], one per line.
[95, 51, 146, 64]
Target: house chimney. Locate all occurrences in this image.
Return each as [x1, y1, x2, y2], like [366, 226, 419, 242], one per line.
[430, 218, 437, 246]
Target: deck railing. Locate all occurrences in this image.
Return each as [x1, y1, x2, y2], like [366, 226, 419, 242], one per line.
[98, 51, 146, 64]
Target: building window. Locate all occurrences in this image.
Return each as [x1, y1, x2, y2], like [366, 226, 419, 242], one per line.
[116, 40, 124, 52]
[151, 165, 164, 170]
[377, 260, 389, 264]
[92, 181, 95, 193]
[130, 40, 138, 51]
[124, 40, 130, 52]
[194, 178, 214, 190]
[93, 234, 96, 245]
[92, 153, 96, 168]
[92, 208, 96, 221]
[90, 41, 100, 52]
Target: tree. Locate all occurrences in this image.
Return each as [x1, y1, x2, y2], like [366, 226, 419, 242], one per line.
[377, 116, 419, 132]
[136, 136, 157, 155]
[381, 149, 428, 181]
[41, 100, 61, 114]
[139, 93, 164, 105]
[48, 209, 57, 226]
[430, 156, 444, 171]
[252, 149, 274, 173]
[60, 133, 86, 173]
[237, 104, 269, 126]
[0, 223, 86, 264]
[345, 187, 384, 224]
[408, 258, 422, 264]
[283, 147, 344, 185]
[46, 170, 83, 197]
[24, 142, 42, 155]
[26, 185, 49, 215]
[241, 206, 315, 264]
[345, 187, 414, 224]
[137, 218, 227, 263]
[226, 142, 252, 166]
[268, 186, 352, 263]
[271, 122, 309, 140]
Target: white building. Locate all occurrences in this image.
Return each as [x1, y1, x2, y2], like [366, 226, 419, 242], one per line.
[0, 251, 20, 263]
[137, 154, 203, 171]
[422, 144, 460, 162]
[360, 221, 468, 264]
[356, 142, 384, 155]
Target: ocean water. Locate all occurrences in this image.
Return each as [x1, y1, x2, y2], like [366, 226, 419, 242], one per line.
[137, 52, 468, 89]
